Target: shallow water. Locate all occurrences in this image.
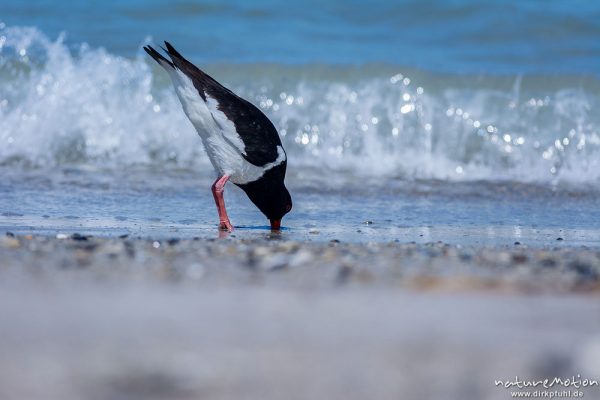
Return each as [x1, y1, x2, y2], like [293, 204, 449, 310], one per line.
[2, 167, 599, 246]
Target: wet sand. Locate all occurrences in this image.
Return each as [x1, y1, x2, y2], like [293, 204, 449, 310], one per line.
[1, 234, 600, 400]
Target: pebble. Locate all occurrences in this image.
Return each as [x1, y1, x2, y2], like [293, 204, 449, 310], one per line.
[496, 251, 512, 264]
[1, 237, 20, 248]
[102, 242, 125, 258]
[277, 242, 300, 253]
[261, 254, 289, 270]
[186, 263, 205, 279]
[540, 257, 557, 268]
[336, 265, 353, 284]
[568, 260, 598, 281]
[71, 233, 88, 241]
[253, 246, 271, 257]
[512, 254, 528, 264]
[288, 250, 314, 267]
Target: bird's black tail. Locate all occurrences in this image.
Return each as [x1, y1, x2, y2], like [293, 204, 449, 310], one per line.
[164, 41, 185, 60]
[161, 41, 229, 94]
[145, 41, 233, 100]
[143, 45, 174, 69]
[162, 41, 198, 73]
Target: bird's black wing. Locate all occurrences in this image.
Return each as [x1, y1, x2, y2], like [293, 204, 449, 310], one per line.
[162, 42, 282, 167]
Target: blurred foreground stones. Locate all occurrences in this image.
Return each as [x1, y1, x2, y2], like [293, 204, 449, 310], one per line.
[1, 234, 599, 293]
[1, 234, 600, 400]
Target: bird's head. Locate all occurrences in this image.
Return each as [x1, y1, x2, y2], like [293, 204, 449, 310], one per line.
[264, 185, 292, 230]
[238, 170, 292, 231]
[250, 184, 292, 231]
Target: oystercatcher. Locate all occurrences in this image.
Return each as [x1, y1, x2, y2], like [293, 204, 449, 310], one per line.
[144, 42, 292, 231]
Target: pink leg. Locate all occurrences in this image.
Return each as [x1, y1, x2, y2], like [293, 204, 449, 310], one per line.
[211, 175, 233, 231]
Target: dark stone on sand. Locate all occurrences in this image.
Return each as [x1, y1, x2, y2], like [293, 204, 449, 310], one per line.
[119, 234, 129, 239]
[245, 252, 258, 269]
[269, 262, 288, 272]
[336, 265, 353, 284]
[5, 232, 15, 237]
[124, 241, 135, 258]
[568, 260, 599, 281]
[71, 233, 88, 241]
[512, 254, 528, 264]
[330, 239, 340, 244]
[167, 238, 180, 246]
[77, 242, 99, 252]
[514, 241, 521, 245]
[556, 237, 564, 241]
[540, 258, 557, 268]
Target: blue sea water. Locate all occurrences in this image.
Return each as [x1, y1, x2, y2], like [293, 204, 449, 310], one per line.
[3, 0, 600, 74]
[1, 0, 599, 244]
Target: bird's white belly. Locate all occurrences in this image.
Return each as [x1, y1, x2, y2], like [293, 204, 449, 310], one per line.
[202, 135, 251, 183]
[169, 70, 281, 185]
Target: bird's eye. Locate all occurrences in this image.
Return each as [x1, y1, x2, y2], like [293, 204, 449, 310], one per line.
[285, 204, 292, 212]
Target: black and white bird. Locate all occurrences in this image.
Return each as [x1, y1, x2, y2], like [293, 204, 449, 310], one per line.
[144, 42, 292, 231]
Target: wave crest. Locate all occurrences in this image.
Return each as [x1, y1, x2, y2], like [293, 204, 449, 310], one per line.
[1, 24, 599, 183]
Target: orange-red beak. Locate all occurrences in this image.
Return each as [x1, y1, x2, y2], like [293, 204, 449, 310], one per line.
[270, 219, 281, 231]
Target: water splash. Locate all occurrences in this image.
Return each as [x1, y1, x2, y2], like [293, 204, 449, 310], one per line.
[0, 24, 201, 167]
[1, 24, 599, 183]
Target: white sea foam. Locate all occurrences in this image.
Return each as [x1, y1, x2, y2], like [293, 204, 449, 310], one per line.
[1, 24, 599, 184]
[0, 25, 201, 167]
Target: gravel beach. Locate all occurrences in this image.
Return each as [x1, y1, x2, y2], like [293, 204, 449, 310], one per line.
[1, 234, 600, 400]
[2, 234, 600, 293]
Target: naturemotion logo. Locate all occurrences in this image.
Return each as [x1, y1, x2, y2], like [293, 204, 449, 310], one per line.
[494, 375, 598, 398]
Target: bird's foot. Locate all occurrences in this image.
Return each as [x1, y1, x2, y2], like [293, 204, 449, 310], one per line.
[219, 220, 234, 232]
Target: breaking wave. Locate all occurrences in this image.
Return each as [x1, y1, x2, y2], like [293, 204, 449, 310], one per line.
[1, 24, 599, 183]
